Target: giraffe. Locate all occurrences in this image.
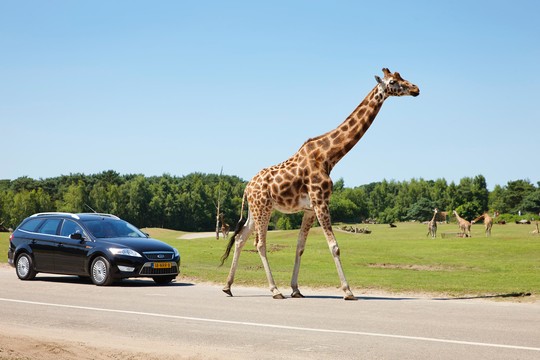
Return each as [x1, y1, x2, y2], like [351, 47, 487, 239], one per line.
[426, 208, 438, 238]
[219, 213, 230, 239]
[471, 212, 493, 237]
[220, 68, 419, 300]
[453, 210, 471, 237]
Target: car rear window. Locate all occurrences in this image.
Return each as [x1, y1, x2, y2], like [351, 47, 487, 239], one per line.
[19, 218, 44, 232]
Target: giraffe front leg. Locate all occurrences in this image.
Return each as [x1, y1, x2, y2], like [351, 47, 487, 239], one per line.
[314, 203, 357, 301]
[291, 210, 316, 298]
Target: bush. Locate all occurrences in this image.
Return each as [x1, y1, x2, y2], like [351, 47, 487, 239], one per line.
[494, 213, 539, 224]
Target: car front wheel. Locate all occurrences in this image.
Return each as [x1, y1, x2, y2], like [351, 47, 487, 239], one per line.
[15, 253, 37, 280]
[90, 256, 114, 286]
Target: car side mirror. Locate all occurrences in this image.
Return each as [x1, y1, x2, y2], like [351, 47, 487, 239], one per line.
[70, 232, 85, 241]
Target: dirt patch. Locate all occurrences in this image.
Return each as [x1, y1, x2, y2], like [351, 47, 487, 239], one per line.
[0, 333, 173, 360]
[178, 232, 217, 240]
[245, 244, 289, 253]
[368, 263, 465, 272]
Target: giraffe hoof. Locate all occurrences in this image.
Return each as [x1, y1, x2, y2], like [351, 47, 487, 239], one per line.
[222, 288, 233, 297]
[291, 290, 305, 298]
[273, 293, 286, 299]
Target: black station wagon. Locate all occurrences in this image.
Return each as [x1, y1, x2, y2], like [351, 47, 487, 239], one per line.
[8, 212, 180, 286]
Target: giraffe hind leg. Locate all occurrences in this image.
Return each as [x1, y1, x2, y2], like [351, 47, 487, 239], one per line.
[291, 210, 316, 298]
[222, 218, 253, 296]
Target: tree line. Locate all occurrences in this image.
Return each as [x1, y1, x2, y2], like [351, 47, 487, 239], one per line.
[1, 171, 539, 230]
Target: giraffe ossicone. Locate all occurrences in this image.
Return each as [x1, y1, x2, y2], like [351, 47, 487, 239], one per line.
[220, 68, 420, 300]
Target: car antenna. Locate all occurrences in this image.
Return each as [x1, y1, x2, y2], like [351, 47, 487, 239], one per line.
[84, 203, 98, 213]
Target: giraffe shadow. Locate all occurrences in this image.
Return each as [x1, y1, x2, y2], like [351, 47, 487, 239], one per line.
[299, 295, 418, 301]
[432, 292, 532, 301]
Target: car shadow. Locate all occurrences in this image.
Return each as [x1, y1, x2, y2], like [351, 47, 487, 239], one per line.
[32, 275, 194, 287]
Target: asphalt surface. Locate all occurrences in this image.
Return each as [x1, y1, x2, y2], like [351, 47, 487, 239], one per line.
[0, 266, 539, 359]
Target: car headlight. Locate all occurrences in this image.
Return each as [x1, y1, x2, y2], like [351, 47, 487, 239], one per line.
[108, 248, 142, 257]
[173, 248, 180, 257]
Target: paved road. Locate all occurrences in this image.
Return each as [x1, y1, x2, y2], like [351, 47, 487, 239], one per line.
[0, 267, 539, 359]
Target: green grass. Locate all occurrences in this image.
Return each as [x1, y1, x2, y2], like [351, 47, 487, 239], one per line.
[2, 222, 539, 298]
[144, 222, 540, 297]
[0, 232, 8, 263]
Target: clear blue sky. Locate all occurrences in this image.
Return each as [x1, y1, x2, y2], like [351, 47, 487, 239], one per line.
[1, 1, 538, 189]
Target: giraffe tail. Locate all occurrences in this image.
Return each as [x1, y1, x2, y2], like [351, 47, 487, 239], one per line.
[219, 191, 247, 266]
[219, 217, 246, 266]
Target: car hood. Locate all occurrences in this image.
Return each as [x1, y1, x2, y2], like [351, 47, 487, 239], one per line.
[97, 237, 176, 253]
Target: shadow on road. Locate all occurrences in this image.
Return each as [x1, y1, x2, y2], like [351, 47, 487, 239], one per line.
[32, 275, 194, 288]
[433, 292, 532, 301]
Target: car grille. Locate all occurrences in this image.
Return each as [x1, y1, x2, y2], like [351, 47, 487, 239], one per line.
[143, 251, 175, 260]
[139, 262, 179, 276]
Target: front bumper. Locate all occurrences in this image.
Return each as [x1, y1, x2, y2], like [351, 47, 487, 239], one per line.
[109, 255, 180, 279]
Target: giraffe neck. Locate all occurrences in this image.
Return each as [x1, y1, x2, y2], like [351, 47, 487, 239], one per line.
[301, 84, 387, 173]
[472, 214, 485, 223]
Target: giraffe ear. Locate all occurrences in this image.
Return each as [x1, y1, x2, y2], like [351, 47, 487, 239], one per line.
[375, 75, 382, 84]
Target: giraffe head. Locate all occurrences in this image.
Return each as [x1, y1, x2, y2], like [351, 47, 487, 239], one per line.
[375, 68, 420, 98]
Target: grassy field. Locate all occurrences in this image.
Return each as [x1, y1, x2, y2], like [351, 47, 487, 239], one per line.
[2, 222, 539, 298]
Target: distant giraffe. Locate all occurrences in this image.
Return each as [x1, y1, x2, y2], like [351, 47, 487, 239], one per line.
[220, 68, 419, 300]
[472, 212, 493, 237]
[219, 213, 230, 239]
[531, 221, 539, 235]
[453, 210, 471, 237]
[426, 208, 438, 238]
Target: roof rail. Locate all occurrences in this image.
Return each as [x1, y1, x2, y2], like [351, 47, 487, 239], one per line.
[78, 213, 120, 220]
[30, 212, 80, 220]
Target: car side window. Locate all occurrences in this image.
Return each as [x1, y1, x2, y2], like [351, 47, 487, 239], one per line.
[19, 218, 44, 232]
[38, 219, 62, 235]
[60, 220, 84, 237]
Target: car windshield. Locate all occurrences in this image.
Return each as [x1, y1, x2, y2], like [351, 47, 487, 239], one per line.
[82, 218, 146, 239]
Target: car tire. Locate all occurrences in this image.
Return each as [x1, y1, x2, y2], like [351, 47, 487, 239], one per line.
[15, 253, 37, 280]
[90, 256, 114, 286]
[153, 276, 176, 285]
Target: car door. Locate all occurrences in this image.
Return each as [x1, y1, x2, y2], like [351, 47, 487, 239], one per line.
[55, 219, 90, 275]
[32, 218, 63, 272]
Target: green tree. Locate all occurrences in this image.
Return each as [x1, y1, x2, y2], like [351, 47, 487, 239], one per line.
[502, 180, 535, 213]
[56, 181, 87, 213]
[519, 189, 540, 214]
[330, 195, 359, 223]
[407, 198, 436, 221]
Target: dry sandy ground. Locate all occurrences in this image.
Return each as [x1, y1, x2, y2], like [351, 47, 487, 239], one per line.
[0, 330, 176, 360]
[0, 327, 211, 360]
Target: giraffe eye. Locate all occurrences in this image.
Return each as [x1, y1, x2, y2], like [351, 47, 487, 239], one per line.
[389, 80, 396, 85]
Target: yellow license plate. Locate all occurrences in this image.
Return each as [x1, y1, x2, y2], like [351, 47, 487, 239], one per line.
[153, 262, 172, 269]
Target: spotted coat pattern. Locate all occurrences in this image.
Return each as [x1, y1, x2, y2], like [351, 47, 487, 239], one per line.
[222, 68, 420, 300]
